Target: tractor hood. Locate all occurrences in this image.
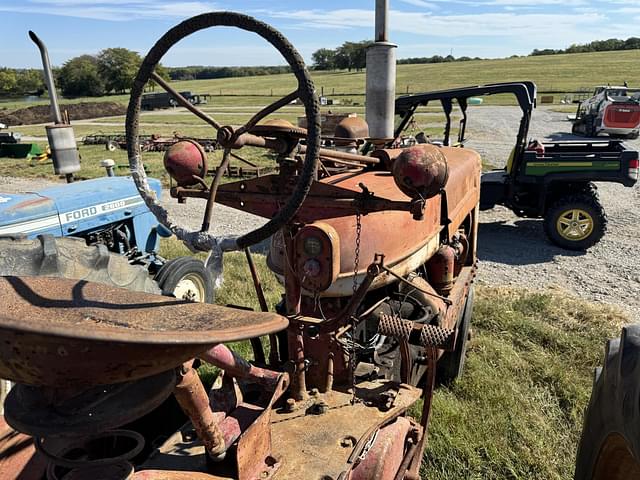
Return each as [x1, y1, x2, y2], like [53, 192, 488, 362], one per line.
[0, 176, 162, 238]
[0, 191, 61, 237]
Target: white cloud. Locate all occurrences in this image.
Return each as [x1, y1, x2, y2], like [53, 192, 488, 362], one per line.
[398, 0, 437, 9]
[0, 1, 219, 21]
[267, 9, 608, 39]
[490, 0, 586, 4]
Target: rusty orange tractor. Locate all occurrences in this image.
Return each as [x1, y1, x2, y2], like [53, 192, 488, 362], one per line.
[0, 12, 481, 480]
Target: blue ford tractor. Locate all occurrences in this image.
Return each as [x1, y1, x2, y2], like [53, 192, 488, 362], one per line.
[0, 32, 214, 304]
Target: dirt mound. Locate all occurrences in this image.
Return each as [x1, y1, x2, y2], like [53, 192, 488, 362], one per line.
[0, 101, 126, 126]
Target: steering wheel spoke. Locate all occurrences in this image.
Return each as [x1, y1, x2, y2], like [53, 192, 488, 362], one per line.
[237, 90, 300, 137]
[150, 71, 222, 130]
[201, 148, 233, 232]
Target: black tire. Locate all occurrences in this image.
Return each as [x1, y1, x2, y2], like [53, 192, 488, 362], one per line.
[586, 116, 597, 137]
[437, 286, 474, 385]
[106, 140, 118, 152]
[572, 122, 581, 135]
[0, 234, 160, 414]
[544, 190, 607, 250]
[155, 256, 214, 303]
[574, 325, 640, 480]
[0, 235, 160, 293]
[627, 131, 640, 140]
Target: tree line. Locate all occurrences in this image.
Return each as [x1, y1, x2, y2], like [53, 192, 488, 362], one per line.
[530, 37, 640, 56]
[312, 36, 640, 69]
[0, 69, 45, 96]
[2, 35, 639, 99]
[311, 41, 481, 69]
[312, 41, 373, 71]
[0, 48, 167, 98]
[168, 65, 290, 81]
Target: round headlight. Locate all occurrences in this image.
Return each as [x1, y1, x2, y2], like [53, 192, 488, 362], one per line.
[303, 236, 323, 257]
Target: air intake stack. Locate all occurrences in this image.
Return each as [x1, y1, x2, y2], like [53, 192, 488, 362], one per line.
[365, 0, 397, 143]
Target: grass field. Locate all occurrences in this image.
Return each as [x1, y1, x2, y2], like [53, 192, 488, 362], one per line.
[2, 48, 638, 116]
[157, 238, 628, 479]
[7, 48, 632, 180]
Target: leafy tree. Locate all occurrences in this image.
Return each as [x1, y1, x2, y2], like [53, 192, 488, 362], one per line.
[312, 48, 337, 70]
[57, 55, 105, 97]
[311, 40, 372, 72]
[15, 69, 45, 95]
[97, 47, 142, 94]
[624, 37, 640, 50]
[0, 68, 17, 94]
[336, 41, 372, 71]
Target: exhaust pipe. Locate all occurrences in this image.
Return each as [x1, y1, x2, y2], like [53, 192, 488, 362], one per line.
[28, 31, 62, 125]
[29, 31, 80, 182]
[365, 0, 397, 142]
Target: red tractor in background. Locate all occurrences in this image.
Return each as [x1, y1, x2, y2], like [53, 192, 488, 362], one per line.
[0, 12, 481, 480]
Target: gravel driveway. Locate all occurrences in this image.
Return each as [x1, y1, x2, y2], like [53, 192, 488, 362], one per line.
[1, 106, 638, 321]
[466, 106, 640, 322]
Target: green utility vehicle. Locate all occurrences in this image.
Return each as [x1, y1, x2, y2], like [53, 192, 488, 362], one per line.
[394, 82, 639, 250]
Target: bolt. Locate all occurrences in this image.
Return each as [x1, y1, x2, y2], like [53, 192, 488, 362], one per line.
[285, 397, 296, 412]
[340, 436, 357, 448]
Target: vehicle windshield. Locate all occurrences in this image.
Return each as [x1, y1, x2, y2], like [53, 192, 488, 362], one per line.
[607, 88, 640, 101]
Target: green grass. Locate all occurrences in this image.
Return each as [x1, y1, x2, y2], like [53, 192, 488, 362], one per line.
[157, 238, 629, 478]
[0, 137, 275, 185]
[160, 50, 639, 98]
[2, 49, 639, 119]
[420, 286, 627, 480]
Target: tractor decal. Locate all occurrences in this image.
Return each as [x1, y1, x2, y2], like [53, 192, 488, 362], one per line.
[525, 161, 620, 176]
[58, 195, 144, 224]
[0, 215, 60, 235]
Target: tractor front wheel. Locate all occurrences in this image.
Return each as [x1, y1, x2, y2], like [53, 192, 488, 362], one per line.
[155, 256, 214, 303]
[544, 191, 607, 250]
[574, 325, 640, 479]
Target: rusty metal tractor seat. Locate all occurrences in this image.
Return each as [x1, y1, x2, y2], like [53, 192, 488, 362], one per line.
[0, 275, 290, 478]
[0, 275, 287, 389]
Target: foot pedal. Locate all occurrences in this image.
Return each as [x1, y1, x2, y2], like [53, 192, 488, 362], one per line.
[378, 314, 456, 351]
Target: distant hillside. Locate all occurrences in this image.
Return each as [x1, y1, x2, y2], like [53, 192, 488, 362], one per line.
[170, 49, 640, 97]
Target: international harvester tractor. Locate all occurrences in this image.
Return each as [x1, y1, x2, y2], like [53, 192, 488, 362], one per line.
[0, 11, 480, 479]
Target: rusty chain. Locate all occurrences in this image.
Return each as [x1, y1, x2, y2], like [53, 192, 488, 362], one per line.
[349, 212, 362, 404]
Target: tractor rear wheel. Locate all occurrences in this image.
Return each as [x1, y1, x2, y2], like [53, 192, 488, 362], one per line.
[575, 325, 640, 480]
[437, 286, 474, 385]
[0, 234, 161, 414]
[544, 189, 607, 250]
[155, 256, 214, 303]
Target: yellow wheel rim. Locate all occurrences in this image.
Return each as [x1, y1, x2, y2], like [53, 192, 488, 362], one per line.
[556, 208, 594, 241]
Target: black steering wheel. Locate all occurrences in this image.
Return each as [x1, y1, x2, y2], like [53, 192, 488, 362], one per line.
[126, 12, 321, 253]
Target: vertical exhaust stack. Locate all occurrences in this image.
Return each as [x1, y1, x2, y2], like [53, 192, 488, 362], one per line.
[29, 31, 81, 183]
[365, 0, 397, 143]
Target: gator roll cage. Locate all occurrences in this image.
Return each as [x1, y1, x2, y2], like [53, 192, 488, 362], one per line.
[393, 82, 538, 166]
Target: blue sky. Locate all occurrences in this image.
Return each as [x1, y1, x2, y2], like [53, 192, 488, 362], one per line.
[1, 0, 639, 68]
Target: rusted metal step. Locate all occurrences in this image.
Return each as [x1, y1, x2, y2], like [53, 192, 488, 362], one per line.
[378, 313, 456, 351]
